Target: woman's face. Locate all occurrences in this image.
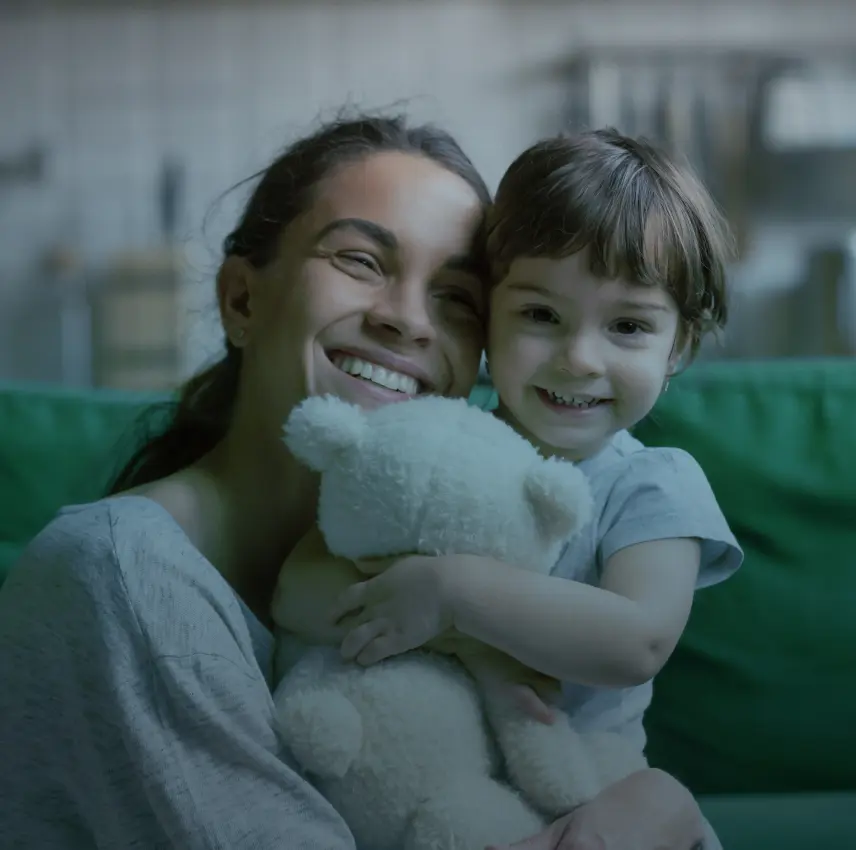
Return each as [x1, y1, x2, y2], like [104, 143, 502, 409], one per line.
[220, 151, 487, 440]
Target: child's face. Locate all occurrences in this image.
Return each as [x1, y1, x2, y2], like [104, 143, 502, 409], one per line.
[488, 250, 680, 461]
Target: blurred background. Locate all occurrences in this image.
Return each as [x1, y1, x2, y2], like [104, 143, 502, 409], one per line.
[2, 0, 856, 391]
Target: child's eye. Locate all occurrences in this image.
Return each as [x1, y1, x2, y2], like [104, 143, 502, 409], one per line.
[613, 320, 646, 335]
[522, 306, 559, 324]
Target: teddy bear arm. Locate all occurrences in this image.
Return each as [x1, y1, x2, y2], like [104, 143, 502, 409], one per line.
[482, 697, 609, 817]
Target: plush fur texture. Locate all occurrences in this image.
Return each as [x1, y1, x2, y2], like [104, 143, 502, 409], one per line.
[283, 395, 592, 570]
[272, 395, 647, 850]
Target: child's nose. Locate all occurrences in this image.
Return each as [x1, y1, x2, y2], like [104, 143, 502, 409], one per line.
[558, 332, 604, 378]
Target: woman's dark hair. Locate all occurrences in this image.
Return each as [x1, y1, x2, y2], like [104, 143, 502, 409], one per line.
[109, 111, 491, 494]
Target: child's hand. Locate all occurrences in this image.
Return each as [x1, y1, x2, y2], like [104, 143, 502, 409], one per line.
[457, 642, 561, 725]
[330, 554, 456, 666]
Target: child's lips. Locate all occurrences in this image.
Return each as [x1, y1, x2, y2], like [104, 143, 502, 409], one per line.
[535, 387, 613, 413]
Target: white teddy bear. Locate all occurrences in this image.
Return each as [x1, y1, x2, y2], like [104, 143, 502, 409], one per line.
[272, 395, 648, 850]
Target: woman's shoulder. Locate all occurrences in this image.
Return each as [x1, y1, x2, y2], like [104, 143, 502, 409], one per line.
[4, 495, 262, 661]
[5, 496, 178, 614]
[17, 494, 188, 580]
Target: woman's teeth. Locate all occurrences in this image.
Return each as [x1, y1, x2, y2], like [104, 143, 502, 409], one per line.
[547, 391, 601, 409]
[334, 355, 420, 395]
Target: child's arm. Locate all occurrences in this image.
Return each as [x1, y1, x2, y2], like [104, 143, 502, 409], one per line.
[447, 538, 701, 687]
[333, 449, 741, 688]
[275, 531, 560, 722]
[271, 526, 364, 646]
[272, 528, 560, 714]
[334, 538, 700, 689]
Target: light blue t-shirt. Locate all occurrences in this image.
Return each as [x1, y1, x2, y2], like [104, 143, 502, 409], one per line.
[0, 496, 355, 850]
[554, 429, 743, 751]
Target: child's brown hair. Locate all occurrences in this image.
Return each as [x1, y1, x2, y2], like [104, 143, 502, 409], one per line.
[486, 128, 734, 359]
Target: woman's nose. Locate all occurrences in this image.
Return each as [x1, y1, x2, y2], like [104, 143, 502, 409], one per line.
[366, 281, 437, 345]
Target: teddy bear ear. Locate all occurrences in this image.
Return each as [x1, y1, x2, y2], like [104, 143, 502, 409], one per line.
[282, 395, 369, 472]
[523, 459, 593, 543]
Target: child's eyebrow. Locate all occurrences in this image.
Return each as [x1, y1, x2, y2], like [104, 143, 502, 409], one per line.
[612, 299, 672, 313]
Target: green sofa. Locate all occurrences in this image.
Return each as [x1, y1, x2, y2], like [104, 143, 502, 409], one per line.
[2, 359, 855, 847]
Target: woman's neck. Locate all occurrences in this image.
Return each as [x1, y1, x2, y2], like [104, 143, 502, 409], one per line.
[208, 430, 319, 624]
[140, 427, 318, 627]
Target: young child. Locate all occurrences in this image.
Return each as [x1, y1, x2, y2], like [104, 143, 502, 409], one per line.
[322, 128, 744, 752]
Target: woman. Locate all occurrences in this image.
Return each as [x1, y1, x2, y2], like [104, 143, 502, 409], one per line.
[0, 112, 707, 850]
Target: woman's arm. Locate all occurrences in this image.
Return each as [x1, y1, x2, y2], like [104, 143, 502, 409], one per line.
[490, 768, 709, 850]
[0, 513, 356, 850]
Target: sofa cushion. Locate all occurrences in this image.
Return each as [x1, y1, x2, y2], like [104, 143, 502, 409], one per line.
[0, 382, 165, 584]
[636, 359, 856, 795]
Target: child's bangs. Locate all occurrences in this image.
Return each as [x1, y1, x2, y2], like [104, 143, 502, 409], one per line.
[582, 191, 702, 305]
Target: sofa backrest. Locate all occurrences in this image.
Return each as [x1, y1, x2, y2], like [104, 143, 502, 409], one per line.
[0, 382, 165, 581]
[1, 360, 854, 796]
[635, 359, 856, 796]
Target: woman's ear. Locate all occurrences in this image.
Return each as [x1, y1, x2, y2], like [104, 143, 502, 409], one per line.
[217, 256, 259, 348]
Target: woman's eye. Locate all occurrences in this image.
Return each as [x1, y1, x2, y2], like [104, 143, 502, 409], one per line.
[442, 289, 479, 311]
[433, 284, 484, 321]
[522, 306, 558, 324]
[338, 252, 382, 274]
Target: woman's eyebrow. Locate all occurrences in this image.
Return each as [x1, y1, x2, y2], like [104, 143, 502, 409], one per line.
[444, 254, 484, 276]
[313, 218, 398, 250]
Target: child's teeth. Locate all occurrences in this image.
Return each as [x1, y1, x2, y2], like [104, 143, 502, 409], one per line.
[548, 391, 598, 408]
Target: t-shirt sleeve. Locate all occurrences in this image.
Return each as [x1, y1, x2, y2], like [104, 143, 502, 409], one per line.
[0, 509, 355, 850]
[597, 447, 743, 588]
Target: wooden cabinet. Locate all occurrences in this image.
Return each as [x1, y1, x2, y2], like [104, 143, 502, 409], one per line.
[90, 249, 184, 391]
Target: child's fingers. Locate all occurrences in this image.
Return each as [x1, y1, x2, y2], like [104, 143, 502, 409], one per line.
[356, 633, 399, 667]
[529, 674, 562, 705]
[510, 684, 556, 725]
[328, 581, 369, 624]
[340, 617, 388, 661]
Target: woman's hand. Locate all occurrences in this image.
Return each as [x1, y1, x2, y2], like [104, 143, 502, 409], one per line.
[330, 554, 459, 665]
[487, 769, 707, 850]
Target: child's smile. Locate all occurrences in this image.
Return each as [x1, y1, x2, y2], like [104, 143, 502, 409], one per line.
[535, 389, 614, 412]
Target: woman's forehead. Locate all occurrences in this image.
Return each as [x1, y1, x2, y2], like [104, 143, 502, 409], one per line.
[306, 152, 485, 253]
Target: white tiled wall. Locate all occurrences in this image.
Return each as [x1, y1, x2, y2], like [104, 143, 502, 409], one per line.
[0, 2, 561, 377]
[2, 0, 856, 379]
